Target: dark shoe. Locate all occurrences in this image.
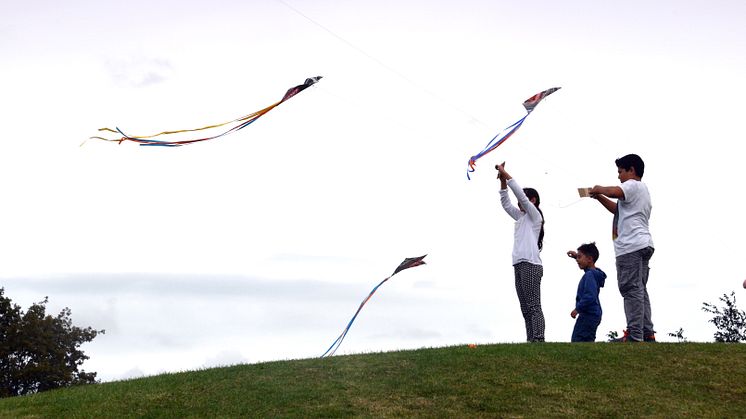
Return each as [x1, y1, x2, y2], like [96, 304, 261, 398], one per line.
[644, 334, 656, 342]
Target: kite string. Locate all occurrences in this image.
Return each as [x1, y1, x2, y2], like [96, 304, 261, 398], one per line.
[496, 108, 599, 210]
[555, 197, 584, 208]
[503, 136, 596, 210]
[273, 0, 491, 131]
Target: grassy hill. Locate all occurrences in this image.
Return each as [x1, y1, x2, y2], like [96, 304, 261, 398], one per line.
[1, 343, 744, 418]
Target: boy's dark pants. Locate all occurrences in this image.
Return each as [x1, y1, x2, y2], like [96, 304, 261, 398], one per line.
[572, 314, 601, 342]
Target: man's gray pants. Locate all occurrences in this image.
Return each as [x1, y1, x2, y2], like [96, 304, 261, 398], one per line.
[616, 246, 655, 341]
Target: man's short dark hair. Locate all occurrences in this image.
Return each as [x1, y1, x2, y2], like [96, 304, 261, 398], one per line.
[577, 242, 599, 262]
[615, 154, 645, 178]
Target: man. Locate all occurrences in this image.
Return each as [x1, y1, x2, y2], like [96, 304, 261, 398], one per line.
[590, 154, 655, 342]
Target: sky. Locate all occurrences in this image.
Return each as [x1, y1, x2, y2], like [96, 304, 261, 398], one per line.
[1, 0, 745, 382]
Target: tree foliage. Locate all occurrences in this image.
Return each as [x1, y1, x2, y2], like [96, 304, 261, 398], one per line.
[702, 291, 746, 343]
[0, 288, 105, 397]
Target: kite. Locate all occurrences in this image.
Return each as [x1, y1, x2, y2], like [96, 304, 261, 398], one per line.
[320, 254, 427, 358]
[466, 87, 560, 179]
[87, 76, 322, 147]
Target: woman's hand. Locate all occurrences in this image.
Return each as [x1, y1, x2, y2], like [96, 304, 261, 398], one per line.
[495, 162, 510, 181]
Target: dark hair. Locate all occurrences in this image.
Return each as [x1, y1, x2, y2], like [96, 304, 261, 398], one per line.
[577, 242, 599, 262]
[523, 188, 544, 251]
[615, 154, 645, 178]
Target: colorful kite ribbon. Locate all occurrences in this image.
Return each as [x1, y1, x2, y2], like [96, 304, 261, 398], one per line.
[466, 87, 560, 179]
[320, 255, 427, 358]
[88, 76, 322, 147]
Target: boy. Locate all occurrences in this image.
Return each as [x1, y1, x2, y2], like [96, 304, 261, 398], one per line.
[567, 242, 606, 342]
[589, 154, 655, 342]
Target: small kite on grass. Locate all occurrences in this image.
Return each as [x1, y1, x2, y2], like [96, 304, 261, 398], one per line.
[320, 254, 427, 358]
[87, 76, 322, 147]
[466, 87, 560, 179]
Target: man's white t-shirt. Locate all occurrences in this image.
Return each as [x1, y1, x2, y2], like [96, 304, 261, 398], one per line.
[614, 179, 654, 257]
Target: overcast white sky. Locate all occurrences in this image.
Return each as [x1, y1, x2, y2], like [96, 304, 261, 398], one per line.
[1, 0, 744, 382]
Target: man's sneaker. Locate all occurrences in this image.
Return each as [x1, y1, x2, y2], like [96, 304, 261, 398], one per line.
[644, 334, 656, 342]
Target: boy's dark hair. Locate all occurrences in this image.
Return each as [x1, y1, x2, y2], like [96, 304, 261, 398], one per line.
[577, 242, 599, 262]
[615, 154, 645, 178]
[523, 188, 544, 251]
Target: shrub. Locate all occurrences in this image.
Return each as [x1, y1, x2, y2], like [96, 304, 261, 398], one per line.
[702, 292, 746, 343]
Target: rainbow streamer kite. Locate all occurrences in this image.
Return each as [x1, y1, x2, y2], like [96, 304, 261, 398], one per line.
[321, 255, 427, 358]
[88, 76, 322, 147]
[466, 87, 560, 179]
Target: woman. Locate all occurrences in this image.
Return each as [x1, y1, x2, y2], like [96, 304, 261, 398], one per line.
[496, 163, 545, 342]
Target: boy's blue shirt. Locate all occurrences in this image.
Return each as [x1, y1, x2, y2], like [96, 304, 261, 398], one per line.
[575, 267, 606, 317]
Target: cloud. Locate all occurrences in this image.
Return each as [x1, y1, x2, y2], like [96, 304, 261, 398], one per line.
[105, 56, 173, 88]
[3, 272, 360, 300]
[118, 367, 146, 381]
[201, 350, 249, 369]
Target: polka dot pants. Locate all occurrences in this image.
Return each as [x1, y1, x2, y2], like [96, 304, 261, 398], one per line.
[514, 262, 545, 342]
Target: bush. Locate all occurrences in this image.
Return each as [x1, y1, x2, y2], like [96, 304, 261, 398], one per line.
[0, 288, 105, 397]
[667, 328, 687, 343]
[702, 291, 746, 343]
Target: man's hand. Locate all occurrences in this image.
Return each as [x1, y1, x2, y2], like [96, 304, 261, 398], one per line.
[589, 185, 603, 199]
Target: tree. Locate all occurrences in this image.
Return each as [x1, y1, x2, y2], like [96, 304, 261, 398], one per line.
[0, 288, 105, 397]
[701, 291, 746, 343]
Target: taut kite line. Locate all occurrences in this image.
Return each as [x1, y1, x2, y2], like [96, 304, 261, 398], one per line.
[320, 255, 427, 358]
[466, 87, 560, 179]
[88, 76, 322, 147]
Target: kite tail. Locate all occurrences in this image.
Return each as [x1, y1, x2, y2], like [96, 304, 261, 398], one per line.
[466, 114, 527, 180]
[100, 104, 275, 141]
[106, 102, 284, 147]
[88, 76, 322, 147]
[320, 254, 426, 358]
[320, 276, 391, 358]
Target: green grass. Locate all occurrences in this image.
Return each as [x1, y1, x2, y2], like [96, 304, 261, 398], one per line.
[1, 343, 745, 418]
